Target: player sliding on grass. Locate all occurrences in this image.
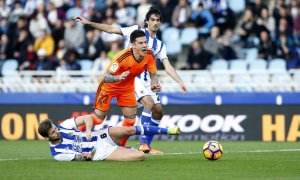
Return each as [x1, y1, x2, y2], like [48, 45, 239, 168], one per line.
[74, 7, 188, 155]
[38, 114, 180, 161]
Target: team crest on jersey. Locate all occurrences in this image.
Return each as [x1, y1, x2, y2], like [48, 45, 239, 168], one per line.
[68, 132, 73, 137]
[110, 63, 119, 72]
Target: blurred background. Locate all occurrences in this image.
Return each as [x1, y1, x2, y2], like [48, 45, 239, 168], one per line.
[0, 0, 299, 142]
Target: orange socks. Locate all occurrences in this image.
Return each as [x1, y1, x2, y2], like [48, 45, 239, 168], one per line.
[119, 118, 136, 146]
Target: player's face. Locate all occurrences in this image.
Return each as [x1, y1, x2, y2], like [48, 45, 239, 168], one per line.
[146, 14, 161, 33]
[47, 124, 61, 141]
[132, 36, 147, 57]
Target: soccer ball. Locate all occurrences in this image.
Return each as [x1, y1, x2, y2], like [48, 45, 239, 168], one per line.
[203, 140, 223, 160]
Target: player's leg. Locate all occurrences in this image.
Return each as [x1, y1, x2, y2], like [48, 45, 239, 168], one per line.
[118, 106, 137, 146]
[105, 146, 145, 161]
[135, 78, 158, 152]
[108, 126, 180, 144]
[78, 89, 112, 131]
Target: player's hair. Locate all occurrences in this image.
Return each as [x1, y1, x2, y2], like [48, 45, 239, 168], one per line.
[130, 30, 146, 43]
[38, 119, 53, 137]
[144, 6, 161, 27]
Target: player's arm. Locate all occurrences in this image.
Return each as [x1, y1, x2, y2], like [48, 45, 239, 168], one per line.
[73, 16, 122, 35]
[149, 72, 161, 92]
[74, 115, 93, 140]
[102, 70, 130, 83]
[162, 58, 188, 94]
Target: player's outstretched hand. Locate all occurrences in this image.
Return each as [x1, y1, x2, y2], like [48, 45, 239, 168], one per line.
[73, 16, 89, 24]
[86, 130, 92, 141]
[180, 82, 188, 94]
[119, 71, 130, 80]
[151, 84, 161, 92]
[82, 152, 92, 160]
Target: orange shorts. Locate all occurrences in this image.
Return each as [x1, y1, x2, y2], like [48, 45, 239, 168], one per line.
[93, 89, 137, 111]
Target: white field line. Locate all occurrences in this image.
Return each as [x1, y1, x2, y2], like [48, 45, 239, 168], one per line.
[0, 149, 299, 161]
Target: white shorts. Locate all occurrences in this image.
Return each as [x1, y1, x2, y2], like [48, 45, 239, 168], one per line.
[135, 77, 160, 108]
[92, 128, 118, 161]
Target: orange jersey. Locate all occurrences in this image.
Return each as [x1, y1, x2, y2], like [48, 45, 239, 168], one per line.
[99, 48, 157, 93]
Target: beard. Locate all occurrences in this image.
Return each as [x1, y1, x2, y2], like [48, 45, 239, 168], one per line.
[49, 137, 62, 143]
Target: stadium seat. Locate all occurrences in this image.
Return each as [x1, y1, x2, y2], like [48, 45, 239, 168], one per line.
[248, 60, 267, 73]
[66, 7, 82, 20]
[229, 59, 248, 72]
[268, 58, 287, 73]
[1, 59, 19, 76]
[165, 39, 182, 57]
[179, 27, 198, 45]
[78, 59, 93, 71]
[162, 27, 180, 42]
[210, 59, 228, 73]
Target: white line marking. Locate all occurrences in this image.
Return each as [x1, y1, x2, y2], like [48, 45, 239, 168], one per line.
[161, 149, 300, 155]
[0, 149, 299, 161]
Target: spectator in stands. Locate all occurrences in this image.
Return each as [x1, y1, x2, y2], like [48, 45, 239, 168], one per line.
[64, 49, 81, 71]
[189, 2, 215, 35]
[0, 34, 9, 60]
[289, 0, 299, 20]
[9, 0, 24, 23]
[13, 28, 34, 65]
[83, 30, 107, 60]
[34, 29, 55, 56]
[203, 26, 222, 60]
[274, 4, 293, 31]
[219, 28, 243, 59]
[248, 0, 268, 16]
[35, 48, 55, 71]
[18, 42, 36, 70]
[185, 39, 211, 70]
[107, 41, 121, 60]
[0, 17, 11, 35]
[157, 0, 175, 31]
[276, 17, 293, 39]
[256, 7, 276, 38]
[114, 0, 136, 27]
[136, 0, 151, 26]
[47, 1, 66, 29]
[0, 0, 11, 19]
[238, 7, 259, 48]
[293, 4, 300, 45]
[91, 51, 111, 74]
[29, 9, 51, 39]
[64, 18, 85, 50]
[276, 32, 299, 69]
[258, 30, 276, 60]
[55, 39, 67, 60]
[51, 19, 65, 50]
[171, 0, 192, 29]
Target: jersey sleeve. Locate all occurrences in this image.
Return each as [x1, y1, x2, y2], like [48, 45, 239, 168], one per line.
[106, 59, 120, 75]
[120, 25, 139, 38]
[59, 118, 77, 129]
[54, 153, 76, 161]
[146, 50, 157, 74]
[155, 42, 168, 62]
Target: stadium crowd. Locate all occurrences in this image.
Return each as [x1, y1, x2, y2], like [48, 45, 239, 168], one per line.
[0, 0, 300, 76]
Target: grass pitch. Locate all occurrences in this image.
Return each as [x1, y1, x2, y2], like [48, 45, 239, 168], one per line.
[0, 140, 299, 180]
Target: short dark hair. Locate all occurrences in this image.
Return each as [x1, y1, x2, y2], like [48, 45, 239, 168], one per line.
[144, 6, 161, 27]
[130, 30, 146, 43]
[38, 119, 53, 137]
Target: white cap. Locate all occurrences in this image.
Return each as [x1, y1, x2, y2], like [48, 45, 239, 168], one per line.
[37, 48, 47, 56]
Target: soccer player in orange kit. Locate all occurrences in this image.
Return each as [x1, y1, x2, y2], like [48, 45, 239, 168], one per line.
[78, 30, 161, 147]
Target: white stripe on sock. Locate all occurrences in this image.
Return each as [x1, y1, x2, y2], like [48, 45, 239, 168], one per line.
[140, 126, 144, 135]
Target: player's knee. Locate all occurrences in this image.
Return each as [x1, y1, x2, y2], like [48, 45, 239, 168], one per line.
[136, 151, 146, 161]
[125, 126, 136, 136]
[152, 110, 164, 120]
[141, 97, 155, 110]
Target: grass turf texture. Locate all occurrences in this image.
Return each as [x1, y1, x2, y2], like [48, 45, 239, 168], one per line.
[0, 141, 299, 180]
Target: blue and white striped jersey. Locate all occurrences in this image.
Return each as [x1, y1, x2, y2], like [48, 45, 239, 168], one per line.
[49, 118, 97, 161]
[120, 25, 168, 84]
